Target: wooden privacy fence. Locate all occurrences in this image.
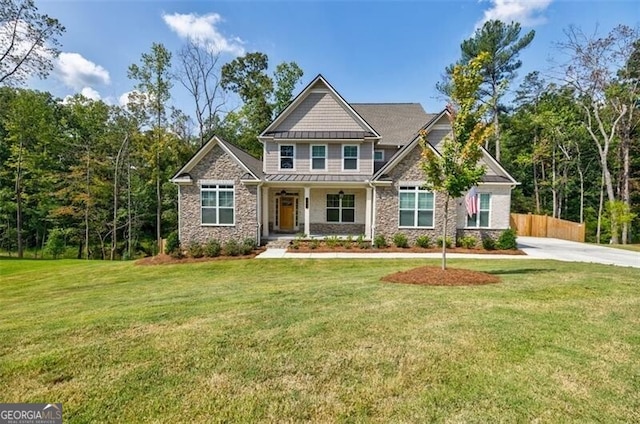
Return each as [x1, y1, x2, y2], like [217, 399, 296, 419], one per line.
[510, 213, 586, 243]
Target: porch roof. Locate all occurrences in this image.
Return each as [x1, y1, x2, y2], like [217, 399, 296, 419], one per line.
[265, 174, 369, 183]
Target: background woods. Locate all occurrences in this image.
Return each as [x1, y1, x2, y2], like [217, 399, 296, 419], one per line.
[0, 0, 638, 257]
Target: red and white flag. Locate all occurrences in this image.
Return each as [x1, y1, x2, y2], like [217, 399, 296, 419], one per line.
[465, 186, 478, 217]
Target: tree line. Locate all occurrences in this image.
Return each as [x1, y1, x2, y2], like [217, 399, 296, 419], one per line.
[0, 0, 303, 258]
[0, 0, 638, 259]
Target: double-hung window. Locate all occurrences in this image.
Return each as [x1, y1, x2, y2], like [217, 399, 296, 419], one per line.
[374, 150, 384, 162]
[201, 184, 234, 225]
[467, 193, 491, 228]
[343, 145, 358, 170]
[398, 186, 434, 227]
[326, 194, 355, 223]
[280, 145, 294, 169]
[311, 145, 326, 170]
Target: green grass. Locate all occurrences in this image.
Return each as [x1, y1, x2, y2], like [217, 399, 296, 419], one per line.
[606, 244, 640, 252]
[1, 258, 639, 423]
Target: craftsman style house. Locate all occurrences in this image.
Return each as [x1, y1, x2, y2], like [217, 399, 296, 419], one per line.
[171, 75, 517, 246]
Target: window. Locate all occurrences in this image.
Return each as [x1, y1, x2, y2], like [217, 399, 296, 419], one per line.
[343, 145, 358, 170]
[467, 193, 491, 228]
[201, 184, 234, 225]
[398, 186, 434, 227]
[311, 145, 326, 170]
[326, 193, 355, 223]
[280, 145, 294, 169]
[374, 150, 384, 162]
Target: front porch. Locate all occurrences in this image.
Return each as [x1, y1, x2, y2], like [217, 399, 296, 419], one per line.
[260, 185, 373, 241]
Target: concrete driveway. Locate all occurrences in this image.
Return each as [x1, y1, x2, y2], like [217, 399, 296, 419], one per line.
[517, 236, 640, 269]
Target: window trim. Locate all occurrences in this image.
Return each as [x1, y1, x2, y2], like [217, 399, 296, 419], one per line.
[201, 184, 235, 227]
[326, 193, 356, 223]
[466, 192, 491, 228]
[279, 144, 296, 171]
[398, 186, 435, 229]
[374, 149, 384, 162]
[342, 144, 359, 172]
[310, 144, 327, 171]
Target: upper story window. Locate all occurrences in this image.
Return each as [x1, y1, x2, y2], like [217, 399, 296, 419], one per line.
[343, 145, 358, 170]
[374, 150, 384, 162]
[201, 184, 234, 226]
[280, 145, 295, 170]
[467, 193, 491, 228]
[399, 186, 434, 228]
[311, 145, 326, 170]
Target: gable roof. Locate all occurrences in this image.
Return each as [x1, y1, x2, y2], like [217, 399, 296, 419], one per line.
[170, 136, 263, 183]
[351, 103, 436, 146]
[260, 74, 380, 140]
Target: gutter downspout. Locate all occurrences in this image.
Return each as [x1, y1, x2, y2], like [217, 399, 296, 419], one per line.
[256, 182, 264, 246]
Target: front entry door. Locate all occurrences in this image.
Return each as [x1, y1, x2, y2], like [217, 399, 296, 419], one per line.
[280, 197, 295, 231]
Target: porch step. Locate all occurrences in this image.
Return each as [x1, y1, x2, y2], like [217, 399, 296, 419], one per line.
[264, 239, 291, 249]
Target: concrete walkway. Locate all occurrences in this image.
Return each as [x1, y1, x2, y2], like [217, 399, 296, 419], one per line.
[256, 236, 640, 269]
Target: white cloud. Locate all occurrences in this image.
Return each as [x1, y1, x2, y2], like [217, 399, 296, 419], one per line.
[80, 87, 101, 100]
[55, 52, 110, 91]
[477, 0, 553, 28]
[162, 12, 245, 56]
[118, 90, 136, 107]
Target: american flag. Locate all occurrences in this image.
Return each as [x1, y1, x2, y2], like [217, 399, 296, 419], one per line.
[465, 186, 478, 217]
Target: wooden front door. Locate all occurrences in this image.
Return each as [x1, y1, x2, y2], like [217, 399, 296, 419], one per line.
[280, 197, 295, 231]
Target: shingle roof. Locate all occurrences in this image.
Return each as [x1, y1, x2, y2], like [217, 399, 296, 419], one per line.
[222, 139, 264, 179]
[351, 103, 436, 146]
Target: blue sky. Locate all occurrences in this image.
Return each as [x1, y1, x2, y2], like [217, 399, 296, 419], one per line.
[34, 0, 639, 117]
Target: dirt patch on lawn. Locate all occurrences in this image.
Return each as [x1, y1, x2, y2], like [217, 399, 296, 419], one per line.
[382, 266, 500, 286]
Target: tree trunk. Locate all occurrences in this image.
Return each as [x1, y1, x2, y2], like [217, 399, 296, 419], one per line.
[15, 139, 23, 259]
[441, 195, 449, 271]
[621, 136, 630, 244]
[578, 165, 585, 224]
[156, 141, 162, 255]
[85, 154, 90, 259]
[596, 169, 605, 244]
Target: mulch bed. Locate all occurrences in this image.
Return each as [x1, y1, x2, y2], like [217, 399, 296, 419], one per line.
[381, 266, 500, 286]
[289, 245, 525, 255]
[135, 250, 264, 266]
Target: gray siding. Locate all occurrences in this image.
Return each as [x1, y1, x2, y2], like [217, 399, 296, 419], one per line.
[264, 141, 374, 175]
[275, 92, 366, 132]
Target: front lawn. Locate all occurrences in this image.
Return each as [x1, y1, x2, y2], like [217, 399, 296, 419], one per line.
[1, 258, 639, 422]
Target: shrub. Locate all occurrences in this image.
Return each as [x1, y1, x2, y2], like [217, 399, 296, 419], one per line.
[188, 242, 204, 258]
[241, 238, 257, 255]
[310, 238, 320, 249]
[224, 239, 241, 256]
[457, 236, 478, 249]
[45, 228, 67, 259]
[203, 239, 221, 257]
[436, 236, 452, 248]
[165, 231, 180, 257]
[415, 235, 430, 248]
[482, 236, 496, 251]
[356, 234, 369, 249]
[344, 234, 353, 249]
[325, 235, 341, 248]
[373, 234, 388, 249]
[393, 232, 409, 248]
[497, 229, 518, 250]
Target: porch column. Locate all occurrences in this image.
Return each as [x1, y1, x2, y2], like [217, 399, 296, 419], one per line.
[261, 186, 269, 238]
[365, 187, 373, 239]
[304, 186, 310, 236]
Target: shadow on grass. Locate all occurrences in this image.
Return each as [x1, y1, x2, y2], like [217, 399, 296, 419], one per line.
[488, 268, 555, 275]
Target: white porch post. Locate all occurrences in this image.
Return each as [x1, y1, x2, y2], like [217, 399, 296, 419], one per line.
[365, 187, 373, 239]
[261, 186, 269, 238]
[304, 186, 310, 236]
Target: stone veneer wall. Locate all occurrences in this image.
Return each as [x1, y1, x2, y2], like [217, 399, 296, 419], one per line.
[179, 145, 258, 245]
[309, 223, 365, 235]
[375, 145, 457, 244]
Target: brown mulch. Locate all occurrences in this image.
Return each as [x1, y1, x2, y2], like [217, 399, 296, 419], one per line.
[290, 245, 525, 255]
[134, 250, 264, 266]
[381, 266, 500, 286]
